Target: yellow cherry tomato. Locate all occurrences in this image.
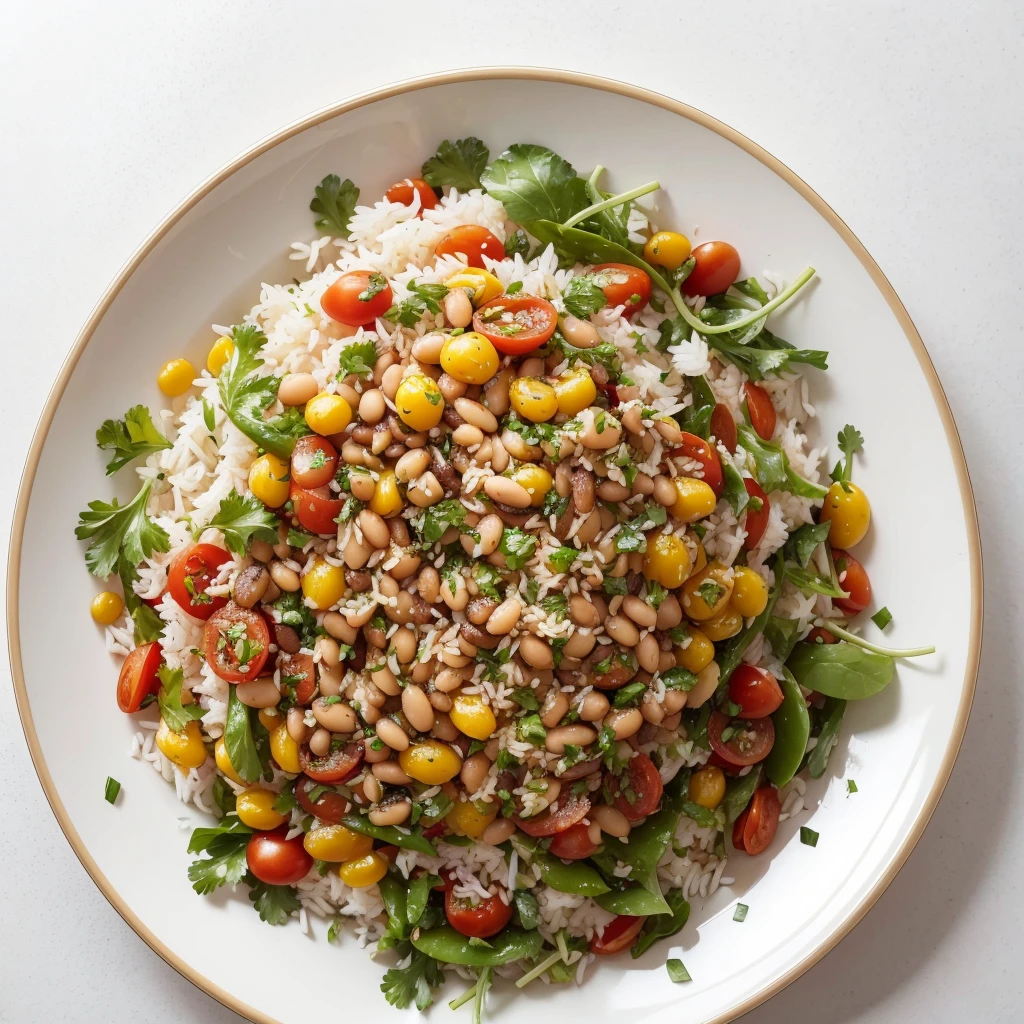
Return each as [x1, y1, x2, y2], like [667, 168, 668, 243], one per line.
[444, 268, 503, 307]
[206, 336, 235, 376]
[157, 358, 196, 397]
[551, 368, 598, 416]
[681, 561, 734, 621]
[370, 469, 403, 518]
[688, 766, 726, 809]
[821, 480, 871, 549]
[304, 392, 352, 435]
[440, 332, 500, 385]
[304, 825, 373, 862]
[449, 693, 497, 741]
[643, 231, 692, 271]
[258, 708, 281, 732]
[642, 533, 692, 589]
[338, 850, 389, 888]
[270, 722, 301, 773]
[236, 787, 287, 830]
[399, 739, 463, 784]
[395, 373, 445, 431]
[214, 737, 245, 786]
[702, 606, 743, 641]
[90, 591, 123, 625]
[510, 463, 553, 506]
[301, 559, 346, 611]
[686, 531, 708, 576]
[509, 377, 558, 423]
[671, 478, 717, 524]
[248, 453, 291, 508]
[447, 798, 498, 838]
[731, 566, 769, 617]
[156, 718, 207, 769]
[675, 627, 715, 673]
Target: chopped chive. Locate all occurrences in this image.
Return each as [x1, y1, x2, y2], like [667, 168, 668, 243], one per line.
[202, 397, 215, 432]
[847, 779, 858, 794]
[800, 826, 819, 847]
[515, 948, 564, 988]
[733, 903, 748, 922]
[871, 606, 893, 630]
[104, 777, 121, 804]
[666, 958, 691, 983]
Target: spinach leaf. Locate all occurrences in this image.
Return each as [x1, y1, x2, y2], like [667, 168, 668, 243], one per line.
[680, 373, 715, 440]
[764, 616, 802, 662]
[721, 460, 751, 516]
[224, 686, 263, 783]
[591, 805, 679, 914]
[784, 563, 849, 599]
[783, 521, 832, 567]
[421, 137, 489, 191]
[480, 145, 588, 223]
[595, 886, 674, 916]
[340, 814, 437, 854]
[737, 423, 828, 499]
[310, 174, 359, 236]
[720, 765, 762, 825]
[808, 697, 847, 779]
[631, 889, 690, 958]
[763, 668, 811, 788]
[786, 642, 895, 699]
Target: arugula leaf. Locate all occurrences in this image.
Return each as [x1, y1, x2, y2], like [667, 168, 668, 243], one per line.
[246, 874, 300, 925]
[225, 686, 263, 783]
[381, 949, 446, 1011]
[310, 174, 359, 236]
[337, 339, 378, 379]
[631, 889, 690, 958]
[186, 818, 252, 894]
[499, 527, 537, 569]
[561, 275, 606, 319]
[96, 405, 171, 475]
[208, 489, 279, 557]
[219, 324, 311, 459]
[480, 145, 588, 224]
[737, 423, 828, 499]
[384, 280, 449, 327]
[783, 521, 832, 567]
[421, 137, 489, 191]
[156, 664, 205, 733]
[417, 498, 467, 545]
[76, 479, 170, 578]
[117, 554, 163, 643]
[784, 563, 848, 599]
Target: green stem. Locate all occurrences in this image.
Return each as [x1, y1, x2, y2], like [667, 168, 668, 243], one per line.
[472, 968, 492, 1024]
[587, 165, 605, 193]
[449, 981, 478, 1011]
[563, 180, 661, 229]
[816, 620, 936, 658]
[515, 948, 564, 989]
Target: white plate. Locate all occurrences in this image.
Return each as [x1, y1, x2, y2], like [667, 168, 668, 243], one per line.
[8, 69, 981, 1024]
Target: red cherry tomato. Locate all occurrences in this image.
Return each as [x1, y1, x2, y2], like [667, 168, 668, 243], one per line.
[682, 241, 741, 297]
[832, 550, 871, 614]
[290, 435, 338, 489]
[515, 792, 591, 837]
[710, 403, 737, 454]
[732, 786, 781, 855]
[299, 740, 364, 784]
[444, 885, 513, 938]
[549, 822, 600, 860]
[321, 270, 393, 327]
[590, 914, 645, 955]
[384, 177, 439, 213]
[591, 263, 651, 317]
[706, 751, 743, 775]
[613, 751, 664, 822]
[116, 641, 162, 713]
[166, 543, 230, 620]
[471, 294, 558, 355]
[201, 602, 270, 683]
[434, 225, 504, 269]
[672, 432, 724, 497]
[743, 478, 770, 550]
[295, 776, 351, 823]
[707, 710, 775, 767]
[290, 480, 344, 535]
[805, 626, 838, 645]
[728, 664, 784, 718]
[246, 829, 313, 885]
[744, 382, 777, 441]
[278, 651, 316, 704]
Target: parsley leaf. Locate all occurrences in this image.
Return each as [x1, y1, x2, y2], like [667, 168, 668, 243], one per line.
[186, 818, 252, 894]
[472, 562, 504, 601]
[831, 424, 865, 484]
[96, 405, 171, 475]
[546, 546, 577, 574]
[517, 713, 547, 745]
[661, 666, 698, 691]
[614, 503, 668, 554]
[499, 527, 537, 569]
[117, 554, 164, 643]
[246, 873, 301, 925]
[384, 280, 449, 327]
[381, 949, 445, 1011]
[561, 275, 607, 319]
[737, 423, 828, 500]
[208, 489, 279, 557]
[156, 664, 205, 733]
[337, 339, 378, 379]
[421, 137, 489, 191]
[417, 499, 468, 545]
[480, 144, 588, 223]
[310, 174, 359, 236]
[76, 479, 170, 578]
[510, 688, 540, 711]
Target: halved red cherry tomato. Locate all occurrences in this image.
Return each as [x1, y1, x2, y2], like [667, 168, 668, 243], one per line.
[832, 550, 871, 614]
[300, 740, 364, 784]
[590, 914, 645, 955]
[384, 177, 439, 213]
[710, 403, 737, 454]
[805, 626, 838, 645]
[728, 664, 784, 718]
[515, 792, 591, 837]
[321, 270, 393, 327]
[290, 435, 338, 489]
[472, 294, 558, 355]
[278, 651, 316, 704]
[682, 241, 741, 296]
[444, 885, 513, 938]
[708, 710, 775, 767]
[549, 821, 600, 860]
[742, 478, 770, 550]
[202, 602, 270, 682]
[166, 543, 230, 620]
[246, 828, 313, 885]
[706, 751, 742, 775]
[744, 382, 777, 441]
[672, 432, 724, 497]
[591, 263, 651, 317]
[435, 225, 504, 269]
[613, 751, 664, 822]
[732, 786, 781, 855]
[116, 641, 162, 713]
[295, 777, 351, 823]
[290, 480, 344, 535]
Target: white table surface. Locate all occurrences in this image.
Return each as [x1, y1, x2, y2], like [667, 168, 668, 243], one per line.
[1, 2, 1021, 1021]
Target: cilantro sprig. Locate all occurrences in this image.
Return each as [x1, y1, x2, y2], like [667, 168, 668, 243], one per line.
[156, 664, 205, 733]
[207, 489, 279, 557]
[830, 424, 864, 488]
[310, 174, 359, 236]
[384, 281, 449, 327]
[421, 137, 489, 192]
[76, 479, 170, 578]
[96, 405, 171, 475]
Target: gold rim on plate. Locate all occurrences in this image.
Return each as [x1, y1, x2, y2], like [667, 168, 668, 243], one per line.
[6, 66, 983, 1024]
